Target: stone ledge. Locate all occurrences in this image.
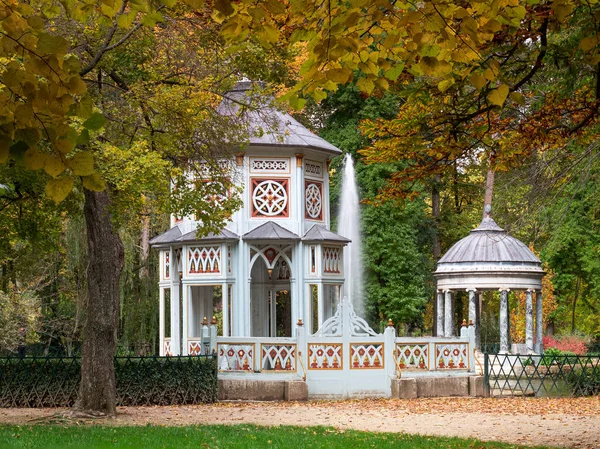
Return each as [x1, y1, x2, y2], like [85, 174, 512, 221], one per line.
[391, 375, 486, 398]
[218, 379, 308, 401]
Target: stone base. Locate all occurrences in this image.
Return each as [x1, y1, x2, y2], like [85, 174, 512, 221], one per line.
[218, 379, 308, 401]
[391, 376, 487, 398]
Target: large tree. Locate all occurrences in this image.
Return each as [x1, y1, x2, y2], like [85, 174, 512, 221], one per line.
[0, 0, 294, 415]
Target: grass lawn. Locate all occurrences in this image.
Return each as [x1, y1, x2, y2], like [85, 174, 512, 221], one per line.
[0, 424, 552, 449]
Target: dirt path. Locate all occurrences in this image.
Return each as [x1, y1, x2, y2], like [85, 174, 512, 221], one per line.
[1, 398, 599, 448]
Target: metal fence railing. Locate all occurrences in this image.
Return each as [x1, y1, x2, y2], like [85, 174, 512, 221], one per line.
[0, 354, 217, 408]
[485, 353, 600, 397]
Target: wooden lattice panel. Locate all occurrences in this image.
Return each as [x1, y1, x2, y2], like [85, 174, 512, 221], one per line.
[435, 343, 469, 369]
[188, 246, 221, 274]
[322, 246, 342, 274]
[218, 343, 254, 371]
[305, 181, 323, 220]
[395, 343, 428, 370]
[251, 178, 290, 218]
[308, 343, 342, 370]
[350, 343, 384, 369]
[261, 344, 296, 371]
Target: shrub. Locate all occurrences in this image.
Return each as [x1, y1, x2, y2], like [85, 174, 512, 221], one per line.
[0, 355, 217, 407]
[565, 366, 600, 396]
[543, 335, 589, 355]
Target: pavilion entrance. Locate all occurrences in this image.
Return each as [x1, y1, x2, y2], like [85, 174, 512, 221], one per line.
[250, 252, 292, 338]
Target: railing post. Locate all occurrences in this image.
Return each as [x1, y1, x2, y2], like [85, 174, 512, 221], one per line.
[254, 341, 260, 372]
[201, 316, 209, 355]
[384, 319, 396, 380]
[296, 319, 307, 379]
[210, 316, 217, 354]
[484, 353, 490, 397]
[430, 341, 436, 371]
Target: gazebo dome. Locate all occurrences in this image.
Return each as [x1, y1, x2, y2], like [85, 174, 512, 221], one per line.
[434, 215, 544, 291]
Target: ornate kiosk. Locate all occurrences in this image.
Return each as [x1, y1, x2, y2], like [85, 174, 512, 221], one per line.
[150, 83, 349, 356]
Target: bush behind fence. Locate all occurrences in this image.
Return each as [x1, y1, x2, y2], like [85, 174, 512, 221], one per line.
[0, 355, 217, 408]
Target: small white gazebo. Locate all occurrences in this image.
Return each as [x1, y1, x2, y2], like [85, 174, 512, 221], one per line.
[434, 207, 545, 353]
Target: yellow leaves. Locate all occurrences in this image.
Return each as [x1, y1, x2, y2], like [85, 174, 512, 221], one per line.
[356, 77, 375, 94]
[117, 11, 137, 28]
[214, 0, 234, 17]
[82, 173, 106, 191]
[552, 0, 574, 22]
[487, 83, 510, 107]
[24, 148, 46, 170]
[67, 151, 95, 176]
[510, 91, 526, 105]
[325, 68, 353, 84]
[580, 36, 598, 52]
[437, 78, 455, 93]
[45, 177, 73, 203]
[36, 32, 69, 56]
[44, 155, 66, 178]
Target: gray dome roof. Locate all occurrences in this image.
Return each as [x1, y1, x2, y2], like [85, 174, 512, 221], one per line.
[438, 217, 540, 264]
[219, 82, 341, 155]
[434, 216, 544, 291]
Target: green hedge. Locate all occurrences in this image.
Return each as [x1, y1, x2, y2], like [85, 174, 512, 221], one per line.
[0, 356, 217, 407]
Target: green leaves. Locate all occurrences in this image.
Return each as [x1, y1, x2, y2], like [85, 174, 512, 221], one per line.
[83, 113, 107, 131]
[36, 33, 69, 56]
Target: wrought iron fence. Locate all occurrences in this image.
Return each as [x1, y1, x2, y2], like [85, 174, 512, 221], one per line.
[0, 355, 217, 408]
[485, 353, 600, 397]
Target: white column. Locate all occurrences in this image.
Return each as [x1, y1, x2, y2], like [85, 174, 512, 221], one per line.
[159, 287, 165, 356]
[182, 284, 189, 355]
[444, 290, 454, 337]
[222, 282, 228, 337]
[526, 289, 534, 354]
[468, 288, 477, 346]
[436, 290, 444, 337]
[170, 281, 180, 355]
[499, 288, 510, 353]
[536, 290, 543, 353]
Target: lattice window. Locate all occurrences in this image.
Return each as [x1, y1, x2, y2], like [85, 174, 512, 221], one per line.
[188, 246, 221, 274]
[251, 179, 289, 218]
[163, 251, 170, 280]
[351, 343, 384, 369]
[308, 343, 342, 369]
[261, 344, 296, 371]
[227, 245, 232, 275]
[395, 343, 428, 370]
[305, 181, 323, 220]
[435, 343, 469, 369]
[305, 160, 323, 178]
[218, 343, 254, 371]
[250, 158, 289, 173]
[323, 246, 342, 274]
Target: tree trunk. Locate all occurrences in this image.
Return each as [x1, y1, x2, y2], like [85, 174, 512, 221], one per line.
[431, 175, 442, 336]
[76, 189, 124, 416]
[483, 168, 495, 218]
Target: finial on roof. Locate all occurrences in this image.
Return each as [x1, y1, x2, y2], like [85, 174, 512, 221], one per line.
[484, 204, 492, 218]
